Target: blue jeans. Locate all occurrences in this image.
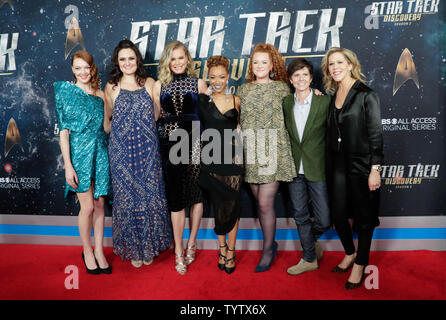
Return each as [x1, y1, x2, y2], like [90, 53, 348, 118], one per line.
[288, 175, 330, 262]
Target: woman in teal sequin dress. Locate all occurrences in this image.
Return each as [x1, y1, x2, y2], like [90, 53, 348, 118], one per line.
[55, 50, 112, 274]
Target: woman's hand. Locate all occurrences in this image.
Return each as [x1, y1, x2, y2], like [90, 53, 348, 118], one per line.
[198, 78, 209, 95]
[65, 165, 79, 189]
[313, 88, 323, 96]
[204, 87, 213, 96]
[368, 169, 381, 191]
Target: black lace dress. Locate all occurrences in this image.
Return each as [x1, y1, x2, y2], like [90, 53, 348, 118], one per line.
[157, 73, 204, 212]
[198, 94, 244, 235]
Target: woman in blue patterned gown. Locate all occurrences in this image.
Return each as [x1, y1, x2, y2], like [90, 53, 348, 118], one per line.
[55, 50, 112, 275]
[153, 40, 208, 275]
[105, 40, 172, 268]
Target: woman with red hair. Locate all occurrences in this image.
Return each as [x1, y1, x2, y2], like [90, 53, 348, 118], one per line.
[54, 50, 112, 275]
[237, 44, 296, 272]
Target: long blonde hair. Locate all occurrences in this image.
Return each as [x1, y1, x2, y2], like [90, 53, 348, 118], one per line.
[245, 43, 288, 83]
[158, 40, 196, 86]
[321, 47, 366, 95]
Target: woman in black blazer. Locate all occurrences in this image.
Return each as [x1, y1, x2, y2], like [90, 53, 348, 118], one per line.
[321, 47, 383, 290]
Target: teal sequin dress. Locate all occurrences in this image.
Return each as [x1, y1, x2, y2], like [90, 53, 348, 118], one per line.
[54, 81, 112, 200]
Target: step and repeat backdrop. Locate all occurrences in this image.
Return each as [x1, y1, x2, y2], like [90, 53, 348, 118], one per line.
[0, 0, 445, 218]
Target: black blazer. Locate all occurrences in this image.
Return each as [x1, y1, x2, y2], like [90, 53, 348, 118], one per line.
[326, 80, 384, 176]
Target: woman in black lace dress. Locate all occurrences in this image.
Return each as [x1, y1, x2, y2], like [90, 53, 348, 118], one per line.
[198, 56, 243, 274]
[153, 41, 208, 275]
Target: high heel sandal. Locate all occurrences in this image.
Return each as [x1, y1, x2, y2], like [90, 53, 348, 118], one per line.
[218, 244, 227, 271]
[254, 241, 278, 273]
[225, 247, 236, 274]
[175, 253, 187, 275]
[82, 252, 100, 275]
[131, 260, 143, 268]
[143, 259, 153, 266]
[184, 244, 196, 266]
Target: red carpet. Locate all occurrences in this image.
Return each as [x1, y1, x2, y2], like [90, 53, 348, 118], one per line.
[0, 244, 445, 300]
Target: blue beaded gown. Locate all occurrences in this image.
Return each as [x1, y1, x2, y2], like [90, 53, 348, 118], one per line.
[109, 86, 172, 261]
[54, 81, 112, 200]
[157, 73, 204, 212]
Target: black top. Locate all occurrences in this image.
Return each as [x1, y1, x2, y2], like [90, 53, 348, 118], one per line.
[326, 80, 384, 175]
[197, 93, 244, 235]
[198, 94, 244, 176]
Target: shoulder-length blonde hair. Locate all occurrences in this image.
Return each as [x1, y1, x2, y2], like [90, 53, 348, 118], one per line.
[158, 40, 196, 86]
[245, 43, 288, 83]
[71, 50, 100, 94]
[321, 47, 366, 95]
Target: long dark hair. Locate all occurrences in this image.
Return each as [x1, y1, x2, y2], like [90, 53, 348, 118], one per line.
[108, 39, 146, 88]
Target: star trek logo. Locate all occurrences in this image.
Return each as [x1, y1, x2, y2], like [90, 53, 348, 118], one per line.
[382, 163, 440, 189]
[65, 16, 85, 60]
[393, 48, 419, 96]
[4, 118, 24, 157]
[0, 0, 13, 10]
[370, 0, 440, 25]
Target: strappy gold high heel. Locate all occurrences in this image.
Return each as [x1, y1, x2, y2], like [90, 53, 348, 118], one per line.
[218, 244, 228, 271]
[175, 253, 187, 275]
[184, 244, 196, 266]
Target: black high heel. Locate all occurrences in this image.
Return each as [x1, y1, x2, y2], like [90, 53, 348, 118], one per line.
[94, 252, 112, 275]
[81, 252, 100, 275]
[345, 267, 366, 290]
[225, 247, 236, 274]
[218, 244, 227, 271]
[254, 241, 278, 273]
[331, 260, 355, 273]
[331, 254, 356, 273]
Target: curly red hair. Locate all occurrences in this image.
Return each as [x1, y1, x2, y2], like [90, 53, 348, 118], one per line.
[245, 43, 287, 83]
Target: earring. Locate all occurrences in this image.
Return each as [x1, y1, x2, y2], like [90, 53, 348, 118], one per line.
[208, 87, 213, 102]
[269, 71, 275, 79]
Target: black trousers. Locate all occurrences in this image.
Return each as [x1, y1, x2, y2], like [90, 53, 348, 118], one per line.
[330, 152, 380, 266]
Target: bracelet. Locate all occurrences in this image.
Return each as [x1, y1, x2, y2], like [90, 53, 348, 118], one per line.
[371, 165, 382, 172]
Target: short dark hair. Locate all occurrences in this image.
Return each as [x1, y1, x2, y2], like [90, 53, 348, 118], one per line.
[286, 58, 313, 79]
